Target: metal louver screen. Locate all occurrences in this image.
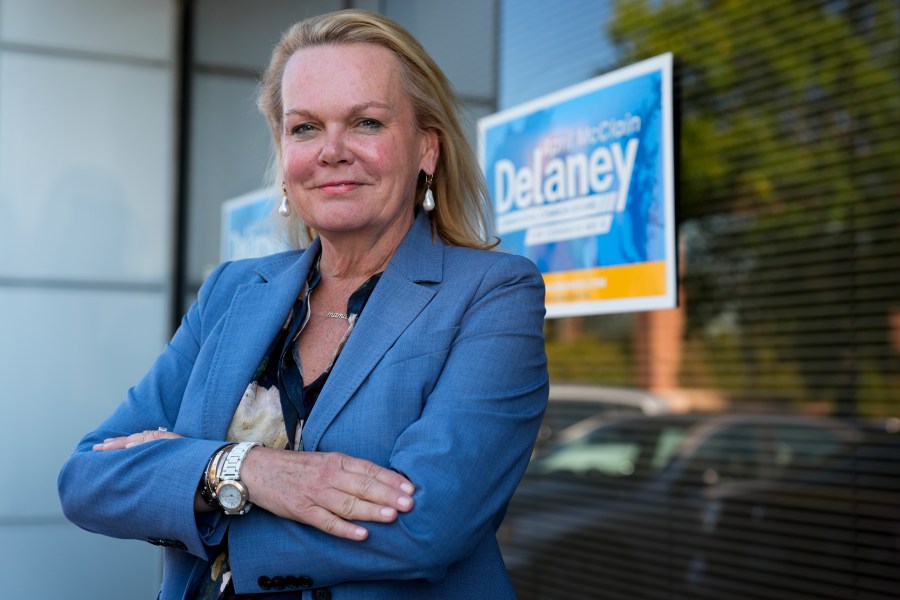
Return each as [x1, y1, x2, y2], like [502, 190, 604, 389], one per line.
[498, 1, 900, 598]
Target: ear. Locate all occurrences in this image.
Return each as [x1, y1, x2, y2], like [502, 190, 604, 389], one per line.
[418, 128, 440, 175]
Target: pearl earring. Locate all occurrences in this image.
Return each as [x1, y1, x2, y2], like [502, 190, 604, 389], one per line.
[423, 174, 435, 212]
[279, 181, 291, 217]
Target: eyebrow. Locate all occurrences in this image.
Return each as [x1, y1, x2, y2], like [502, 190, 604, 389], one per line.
[284, 101, 394, 120]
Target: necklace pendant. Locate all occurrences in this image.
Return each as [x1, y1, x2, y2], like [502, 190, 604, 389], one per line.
[325, 311, 349, 320]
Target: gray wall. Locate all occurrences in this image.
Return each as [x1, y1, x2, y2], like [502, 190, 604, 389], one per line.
[0, 1, 496, 597]
[0, 0, 174, 597]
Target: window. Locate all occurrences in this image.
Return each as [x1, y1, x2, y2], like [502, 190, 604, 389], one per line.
[499, 1, 900, 597]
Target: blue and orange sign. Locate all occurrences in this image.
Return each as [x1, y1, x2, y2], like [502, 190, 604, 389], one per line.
[479, 54, 676, 317]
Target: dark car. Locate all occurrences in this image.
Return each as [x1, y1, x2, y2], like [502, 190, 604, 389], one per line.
[500, 413, 873, 600]
[698, 433, 900, 599]
[533, 385, 672, 456]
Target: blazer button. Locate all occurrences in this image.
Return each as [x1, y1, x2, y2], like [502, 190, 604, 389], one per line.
[296, 575, 314, 588]
[313, 588, 332, 600]
[146, 538, 187, 551]
[271, 576, 286, 590]
[258, 576, 272, 590]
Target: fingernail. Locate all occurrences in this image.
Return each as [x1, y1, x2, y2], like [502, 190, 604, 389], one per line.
[398, 496, 412, 509]
[401, 482, 414, 495]
[354, 527, 367, 539]
[124, 442, 135, 449]
[380, 507, 396, 519]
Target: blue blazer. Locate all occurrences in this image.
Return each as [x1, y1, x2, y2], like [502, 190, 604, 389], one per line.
[59, 211, 549, 599]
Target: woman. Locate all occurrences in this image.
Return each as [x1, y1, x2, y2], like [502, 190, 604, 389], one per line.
[58, 10, 548, 599]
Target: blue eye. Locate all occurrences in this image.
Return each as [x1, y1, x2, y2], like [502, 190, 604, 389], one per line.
[359, 119, 382, 129]
[291, 123, 316, 135]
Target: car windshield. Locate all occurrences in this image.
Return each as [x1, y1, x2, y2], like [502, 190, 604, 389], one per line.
[528, 419, 692, 482]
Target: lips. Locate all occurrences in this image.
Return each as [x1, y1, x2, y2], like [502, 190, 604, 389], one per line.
[317, 180, 363, 193]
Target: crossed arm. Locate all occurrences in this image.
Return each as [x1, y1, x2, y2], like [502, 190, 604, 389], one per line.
[60, 254, 548, 590]
[94, 429, 415, 540]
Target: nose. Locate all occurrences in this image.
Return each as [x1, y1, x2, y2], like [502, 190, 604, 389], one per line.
[318, 129, 351, 165]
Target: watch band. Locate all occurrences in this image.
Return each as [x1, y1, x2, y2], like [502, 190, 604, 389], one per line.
[218, 441, 262, 480]
[216, 441, 263, 515]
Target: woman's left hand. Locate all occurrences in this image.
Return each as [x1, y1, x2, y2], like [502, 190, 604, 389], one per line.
[93, 429, 182, 451]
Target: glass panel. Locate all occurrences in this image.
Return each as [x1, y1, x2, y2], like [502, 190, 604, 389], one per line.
[499, 1, 900, 598]
[194, 0, 344, 70]
[0, 0, 173, 60]
[0, 288, 167, 518]
[0, 54, 172, 282]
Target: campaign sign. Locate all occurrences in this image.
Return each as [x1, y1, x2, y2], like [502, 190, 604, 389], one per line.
[220, 187, 288, 261]
[478, 53, 676, 318]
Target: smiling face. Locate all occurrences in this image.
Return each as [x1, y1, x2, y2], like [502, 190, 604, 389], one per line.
[280, 43, 438, 246]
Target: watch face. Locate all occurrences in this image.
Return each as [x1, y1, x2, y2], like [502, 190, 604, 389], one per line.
[217, 483, 242, 510]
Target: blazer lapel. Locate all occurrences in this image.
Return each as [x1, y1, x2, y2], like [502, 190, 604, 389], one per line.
[302, 212, 443, 451]
[202, 242, 320, 440]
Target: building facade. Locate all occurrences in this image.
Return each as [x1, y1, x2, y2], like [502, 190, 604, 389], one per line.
[1, 1, 896, 598]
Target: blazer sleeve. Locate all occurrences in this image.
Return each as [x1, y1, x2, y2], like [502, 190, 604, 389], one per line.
[225, 253, 549, 592]
[57, 261, 236, 560]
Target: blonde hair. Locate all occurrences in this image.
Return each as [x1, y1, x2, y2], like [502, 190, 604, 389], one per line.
[258, 9, 495, 249]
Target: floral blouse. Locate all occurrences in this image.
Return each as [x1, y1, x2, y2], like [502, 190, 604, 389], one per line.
[193, 257, 381, 600]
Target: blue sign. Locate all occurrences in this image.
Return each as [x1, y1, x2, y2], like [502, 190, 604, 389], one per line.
[479, 54, 676, 317]
[220, 187, 288, 262]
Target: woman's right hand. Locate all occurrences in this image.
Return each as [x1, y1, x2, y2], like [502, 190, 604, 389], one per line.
[240, 447, 415, 541]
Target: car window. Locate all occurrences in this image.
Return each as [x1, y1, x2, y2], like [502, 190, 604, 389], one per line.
[651, 426, 688, 470]
[769, 424, 845, 474]
[687, 424, 766, 484]
[536, 439, 642, 477]
[534, 400, 648, 455]
[530, 420, 690, 481]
